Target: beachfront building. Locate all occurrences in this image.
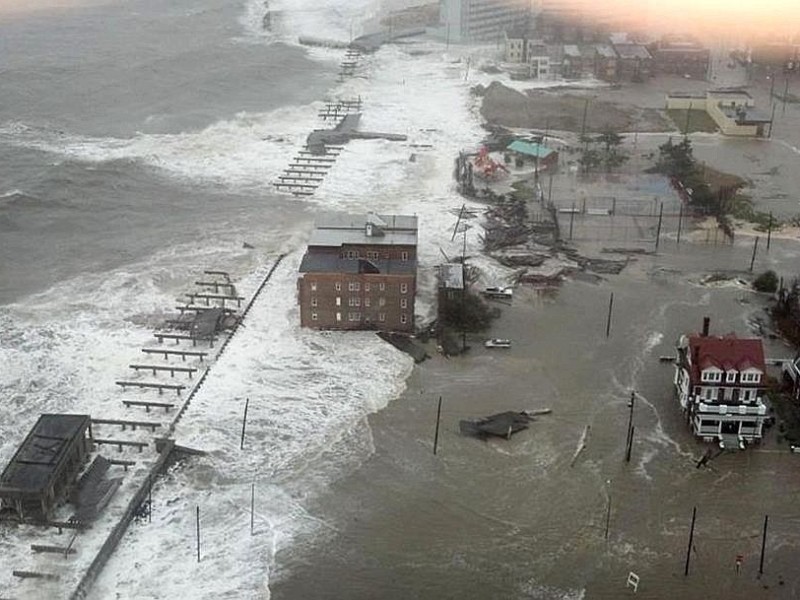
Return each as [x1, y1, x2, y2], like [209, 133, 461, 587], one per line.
[649, 37, 710, 79]
[674, 320, 768, 448]
[506, 140, 558, 170]
[0, 414, 93, 521]
[666, 89, 772, 137]
[612, 42, 652, 81]
[503, 26, 552, 79]
[440, 0, 532, 43]
[297, 213, 418, 332]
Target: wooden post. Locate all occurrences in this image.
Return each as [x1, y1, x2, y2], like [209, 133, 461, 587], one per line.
[196, 506, 201, 563]
[759, 514, 769, 576]
[783, 77, 789, 115]
[569, 203, 576, 240]
[148, 475, 152, 524]
[749, 237, 759, 272]
[655, 202, 664, 251]
[250, 482, 255, 536]
[766, 212, 773, 250]
[684, 506, 697, 576]
[605, 293, 614, 338]
[676, 203, 684, 244]
[604, 484, 612, 540]
[240, 397, 250, 450]
[433, 396, 443, 455]
[547, 171, 554, 203]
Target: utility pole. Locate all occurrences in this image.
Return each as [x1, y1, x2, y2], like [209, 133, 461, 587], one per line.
[783, 77, 789, 115]
[605, 293, 614, 338]
[196, 506, 201, 563]
[240, 397, 250, 450]
[604, 480, 612, 540]
[759, 514, 769, 576]
[749, 237, 759, 272]
[569, 202, 576, 239]
[677, 203, 684, 244]
[433, 396, 443, 455]
[625, 391, 635, 462]
[684, 506, 697, 576]
[580, 98, 590, 149]
[767, 212, 773, 250]
[655, 202, 664, 251]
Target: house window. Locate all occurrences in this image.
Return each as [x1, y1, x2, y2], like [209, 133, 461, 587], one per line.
[379, 282, 385, 291]
[726, 371, 736, 383]
[348, 282, 360, 291]
[379, 297, 386, 307]
[366, 251, 379, 260]
[400, 313, 408, 324]
[364, 283, 370, 292]
[311, 312, 318, 321]
[348, 312, 361, 322]
[336, 312, 342, 322]
[701, 370, 721, 383]
[336, 297, 341, 307]
[311, 298, 318, 307]
[310, 282, 317, 291]
[700, 419, 718, 428]
[401, 251, 409, 261]
[365, 298, 371, 307]
[379, 313, 386, 322]
[345, 250, 358, 259]
[400, 283, 408, 294]
[704, 388, 714, 400]
[335, 282, 341, 291]
[742, 372, 761, 383]
[348, 297, 360, 307]
[400, 298, 407, 309]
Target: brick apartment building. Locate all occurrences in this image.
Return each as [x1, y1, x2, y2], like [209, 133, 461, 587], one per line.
[298, 213, 418, 332]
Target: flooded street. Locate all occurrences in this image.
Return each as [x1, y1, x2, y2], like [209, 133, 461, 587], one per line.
[272, 232, 800, 599]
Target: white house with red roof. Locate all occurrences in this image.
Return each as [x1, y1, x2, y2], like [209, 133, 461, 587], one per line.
[674, 318, 768, 448]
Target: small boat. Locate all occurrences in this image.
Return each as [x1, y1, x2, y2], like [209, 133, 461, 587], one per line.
[523, 408, 552, 416]
[485, 338, 512, 349]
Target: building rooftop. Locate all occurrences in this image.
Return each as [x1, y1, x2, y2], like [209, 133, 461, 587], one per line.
[667, 91, 707, 99]
[0, 414, 91, 495]
[309, 213, 418, 248]
[613, 43, 651, 60]
[507, 140, 556, 159]
[594, 44, 617, 59]
[299, 254, 417, 275]
[688, 335, 765, 383]
[721, 107, 772, 124]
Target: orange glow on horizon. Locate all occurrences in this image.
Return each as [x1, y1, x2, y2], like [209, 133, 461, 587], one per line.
[540, 0, 800, 42]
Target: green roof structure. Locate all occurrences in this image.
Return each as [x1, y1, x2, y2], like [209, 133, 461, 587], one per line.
[507, 140, 556, 159]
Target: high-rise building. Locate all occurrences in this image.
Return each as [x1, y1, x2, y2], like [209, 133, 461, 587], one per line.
[441, 0, 532, 42]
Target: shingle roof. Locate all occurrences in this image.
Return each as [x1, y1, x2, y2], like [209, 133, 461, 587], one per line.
[688, 335, 765, 384]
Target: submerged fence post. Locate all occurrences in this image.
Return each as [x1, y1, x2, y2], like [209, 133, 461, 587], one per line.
[676, 203, 684, 244]
[749, 237, 759, 272]
[759, 514, 769, 576]
[605, 293, 614, 338]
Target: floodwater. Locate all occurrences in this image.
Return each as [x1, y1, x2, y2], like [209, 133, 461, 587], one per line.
[272, 234, 800, 600]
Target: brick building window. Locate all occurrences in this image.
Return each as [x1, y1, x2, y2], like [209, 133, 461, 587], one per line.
[364, 298, 371, 307]
[379, 282, 385, 291]
[400, 313, 407, 324]
[345, 250, 358, 259]
[366, 251, 379, 260]
[335, 282, 341, 291]
[401, 251, 408, 261]
[336, 312, 342, 322]
[348, 312, 361, 321]
[348, 297, 360, 307]
[310, 282, 317, 291]
[311, 298, 318, 307]
[311, 312, 318, 321]
[348, 282, 360, 291]
[379, 297, 386, 307]
[379, 313, 386, 322]
[400, 298, 407, 309]
[400, 283, 408, 294]
[364, 283, 370, 292]
[336, 297, 341, 306]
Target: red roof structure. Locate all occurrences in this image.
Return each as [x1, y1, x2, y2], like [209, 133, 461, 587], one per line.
[688, 334, 765, 385]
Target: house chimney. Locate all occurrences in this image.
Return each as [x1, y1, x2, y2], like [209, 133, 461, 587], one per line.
[365, 222, 373, 237]
[702, 317, 710, 337]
